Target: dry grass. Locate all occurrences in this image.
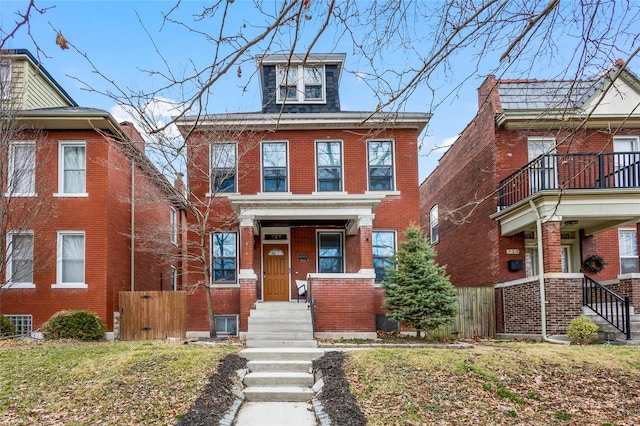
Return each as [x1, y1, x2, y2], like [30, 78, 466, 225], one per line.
[346, 341, 640, 425]
[0, 340, 239, 425]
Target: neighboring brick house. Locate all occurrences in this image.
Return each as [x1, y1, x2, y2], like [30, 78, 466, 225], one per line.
[177, 53, 429, 339]
[420, 61, 640, 338]
[0, 49, 185, 338]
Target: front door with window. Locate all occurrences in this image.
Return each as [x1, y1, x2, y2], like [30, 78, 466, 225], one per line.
[263, 243, 289, 301]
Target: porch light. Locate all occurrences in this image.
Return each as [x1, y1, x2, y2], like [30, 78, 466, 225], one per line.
[563, 220, 578, 226]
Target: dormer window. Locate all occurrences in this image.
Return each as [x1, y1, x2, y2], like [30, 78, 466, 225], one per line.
[276, 64, 325, 103]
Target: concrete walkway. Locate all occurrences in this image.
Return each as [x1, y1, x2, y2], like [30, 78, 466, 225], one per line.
[234, 402, 317, 426]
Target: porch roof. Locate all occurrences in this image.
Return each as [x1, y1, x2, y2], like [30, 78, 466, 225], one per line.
[228, 193, 384, 235]
[491, 190, 640, 236]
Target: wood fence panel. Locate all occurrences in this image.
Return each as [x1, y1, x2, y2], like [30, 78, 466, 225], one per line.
[425, 287, 496, 339]
[119, 291, 187, 340]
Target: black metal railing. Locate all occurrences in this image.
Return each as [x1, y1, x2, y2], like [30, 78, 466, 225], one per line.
[498, 152, 640, 209]
[583, 274, 631, 340]
[308, 279, 315, 334]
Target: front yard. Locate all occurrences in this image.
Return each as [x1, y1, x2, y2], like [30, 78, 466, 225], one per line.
[1, 340, 639, 425]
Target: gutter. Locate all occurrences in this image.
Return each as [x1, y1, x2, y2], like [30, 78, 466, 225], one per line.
[529, 200, 570, 345]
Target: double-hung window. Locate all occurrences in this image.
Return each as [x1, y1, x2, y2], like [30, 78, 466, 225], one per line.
[619, 229, 639, 274]
[56, 232, 85, 287]
[6, 232, 34, 287]
[262, 142, 288, 192]
[170, 208, 178, 245]
[316, 141, 342, 191]
[276, 65, 324, 103]
[430, 205, 439, 244]
[210, 143, 236, 193]
[373, 231, 396, 283]
[211, 232, 237, 284]
[367, 140, 394, 191]
[7, 142, 36, 196]
[59, 142, 86, 195]
[0, 62, 10, 100]
[318, 232, 344, 273]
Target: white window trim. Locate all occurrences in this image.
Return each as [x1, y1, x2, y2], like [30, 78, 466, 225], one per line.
[170, 265, 178, 291]
[366, 139, 397, 192]
[3, 231, 35, 289]
[0, 62, 11, 100]
[170, 207, 178, 246]
[372, 230, 397, 285]
[215, 314, 239, 336]
[261, 141, 290, 193]
[316, 230, 345, 274]
[315, 140, 345, 193]
[6, 141, 37, 197]
[275, 64, 326, 104]
[430, 205, 439, 245]
[209, 142, 238, 195]
[619, 228, 639, 274]
[613, 136, 640, 151]
[53, 231, 87, 289]
[54, 141, 88, 197]
[211, 231, 238, 285]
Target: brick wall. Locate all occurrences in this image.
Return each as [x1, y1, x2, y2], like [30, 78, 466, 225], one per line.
[310, 276, 376, 332]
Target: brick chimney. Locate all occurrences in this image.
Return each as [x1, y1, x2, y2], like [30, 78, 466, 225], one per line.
[120, 121, 145, 152]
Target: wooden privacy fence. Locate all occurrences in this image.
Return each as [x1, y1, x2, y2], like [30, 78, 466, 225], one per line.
[119, 291, 187, 340]
[426, 287, 496, 339]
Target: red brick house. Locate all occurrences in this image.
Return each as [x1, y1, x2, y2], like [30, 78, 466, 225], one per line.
[420, 61, 640, 340]
[177, 53, 430, 339]
[0, 49, 185, 339]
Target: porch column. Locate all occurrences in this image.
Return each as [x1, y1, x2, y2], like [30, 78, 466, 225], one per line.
[357, 214, 374, 273]
[239, 215, 257, 335]
[541, 216, 563, 273]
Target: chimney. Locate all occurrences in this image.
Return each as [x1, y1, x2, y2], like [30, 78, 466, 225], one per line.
[120, 121, 145, 152]
[174, 172, 186, 197]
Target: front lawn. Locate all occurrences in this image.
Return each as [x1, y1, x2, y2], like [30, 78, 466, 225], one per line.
[346, 342, 640, 425]
[0, 341, 238, 425]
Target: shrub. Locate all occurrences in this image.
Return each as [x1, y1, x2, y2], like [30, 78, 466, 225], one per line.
[566, 316, 599, 344]
[0, 314, 16, 337]
[42, 310, 106, 341]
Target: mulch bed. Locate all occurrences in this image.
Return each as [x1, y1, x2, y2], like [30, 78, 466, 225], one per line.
[313, 351, 367, 426]
[176, 353, 247, 426]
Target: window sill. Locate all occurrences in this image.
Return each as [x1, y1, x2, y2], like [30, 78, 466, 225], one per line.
[3, 193, 37, 197]
[51, 283, 88, 289]
[53, 193, 89, 198]
[206, 192, 239, 197]
[365, 190, 401, 196]
[312, 191, 348, 196]
[211, 283, 240, 288]
[257, 191, 293, 196]
[275, 99, 326, 104]
[1, 283, 36, 289]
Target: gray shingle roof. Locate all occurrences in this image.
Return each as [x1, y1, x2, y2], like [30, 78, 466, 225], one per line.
[497, 79, 601, 110]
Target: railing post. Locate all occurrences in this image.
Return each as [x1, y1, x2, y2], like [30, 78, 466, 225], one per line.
[625, 296, 631, 340]
[598, 154, 605, 188]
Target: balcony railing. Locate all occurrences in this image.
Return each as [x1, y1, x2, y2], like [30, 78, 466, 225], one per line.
[498, 152, 640, 209]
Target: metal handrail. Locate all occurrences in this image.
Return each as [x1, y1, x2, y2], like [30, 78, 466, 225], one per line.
[307, 278, 315, 335]
[583, 274, 631, 340]
[498, 152, 640, 209]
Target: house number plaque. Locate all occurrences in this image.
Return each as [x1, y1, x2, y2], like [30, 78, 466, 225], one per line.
[506, 249, 520, 255]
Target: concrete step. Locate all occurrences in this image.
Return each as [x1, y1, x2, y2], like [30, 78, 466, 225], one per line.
[239, 348, 324, 362]
[243, 386, 314, 402]
[247, 360, 312, 373]
[582, 305, 636, 315]
[245, 340, 318, 348]
[246, 332, 314, 341]
[254, 302, 309, 311]
[247, 321, 312, 331]
[244, 372, 314, 387]
[249, 310, 312, 319]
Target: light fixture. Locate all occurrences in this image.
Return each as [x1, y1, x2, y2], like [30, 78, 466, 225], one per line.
[564, 220, 578, 226]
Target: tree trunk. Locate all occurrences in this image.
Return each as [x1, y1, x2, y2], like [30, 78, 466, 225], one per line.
[205, 283, 217, 338]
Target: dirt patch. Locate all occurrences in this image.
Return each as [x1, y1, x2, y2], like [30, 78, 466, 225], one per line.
[176, 353, 246, 426]
[314, 351, 367, 426]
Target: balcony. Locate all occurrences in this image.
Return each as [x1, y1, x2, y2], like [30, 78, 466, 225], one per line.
[499, 152, 640, 209]
[493, 152, 640, 236]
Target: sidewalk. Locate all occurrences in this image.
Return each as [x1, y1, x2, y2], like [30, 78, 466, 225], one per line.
[233, 402, 317, 426]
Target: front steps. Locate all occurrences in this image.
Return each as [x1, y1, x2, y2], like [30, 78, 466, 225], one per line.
[246, 301, 317, 348]
[582, 305, 640, 343]
[239, 348, 323, 402]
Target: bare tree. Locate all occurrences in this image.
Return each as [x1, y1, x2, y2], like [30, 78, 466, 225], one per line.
[0, 52, 55, 306]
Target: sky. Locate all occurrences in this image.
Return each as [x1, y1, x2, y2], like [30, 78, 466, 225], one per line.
[1, 1, 639, 182]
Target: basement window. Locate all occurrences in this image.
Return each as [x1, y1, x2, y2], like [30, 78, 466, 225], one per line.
[5, 315, 32, 336]
[215, 315, 238, 336]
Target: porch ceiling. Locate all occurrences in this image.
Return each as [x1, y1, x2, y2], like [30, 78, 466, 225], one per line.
[491, 190, 640, 236]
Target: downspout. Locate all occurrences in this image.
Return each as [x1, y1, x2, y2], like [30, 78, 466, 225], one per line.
[529, 200, 569, 344]
[131, 159, 135, 292]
